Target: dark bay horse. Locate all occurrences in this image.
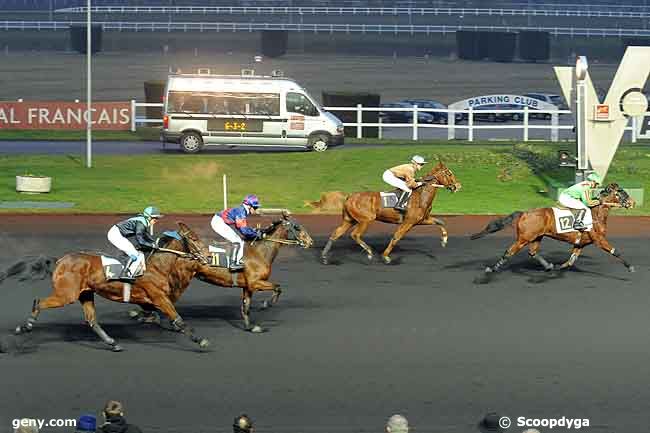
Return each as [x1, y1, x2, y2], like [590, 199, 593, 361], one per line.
[0, 222, 213, 352]
[471, 183, 635, 274]
[321, 161, 461, 265]
[131, 215, 314, 333]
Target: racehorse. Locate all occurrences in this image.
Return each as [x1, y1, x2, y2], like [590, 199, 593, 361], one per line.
[321, 161, 461, 265]
[131, 214, 314, 333]
[0, 222, 213, 352]
[470, 183, 636, 274]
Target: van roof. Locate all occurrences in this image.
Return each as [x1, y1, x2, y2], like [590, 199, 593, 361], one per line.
[167, 74, 305, 93]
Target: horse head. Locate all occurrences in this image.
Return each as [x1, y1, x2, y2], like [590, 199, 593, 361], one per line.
[423, 160, 461, 192]
[599, 183, 634, 209]
[175, 221, 212, 264]
[262, 214, 313, 249]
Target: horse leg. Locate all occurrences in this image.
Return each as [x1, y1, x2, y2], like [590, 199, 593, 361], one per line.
[485, 238, 528, 273]
[420, 215, 448, 248]
[128, 304, 161, 325]
[350, 221, 375, 262]
[15, 295, 67, 335]
[528, 238, 554, 271]
[321, 218, 356, 265]
[381, 222, 415, 264]
[559, 247, 583, 270]
[590, 235, 635, 272]
[155, 296, 210, 349]
[80, 292, 122, 352]
[240, 289, 263, 333]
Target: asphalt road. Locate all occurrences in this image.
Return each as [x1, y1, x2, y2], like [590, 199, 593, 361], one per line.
[0, 226, 648, 433]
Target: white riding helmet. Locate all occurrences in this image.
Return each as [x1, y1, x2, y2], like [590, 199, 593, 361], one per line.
[411, 155, 426, 165]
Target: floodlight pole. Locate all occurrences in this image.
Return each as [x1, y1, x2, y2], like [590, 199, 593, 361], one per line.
[86, 0, 92, 168]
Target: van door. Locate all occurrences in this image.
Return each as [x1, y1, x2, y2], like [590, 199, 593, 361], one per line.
[285, 92, 321, 146]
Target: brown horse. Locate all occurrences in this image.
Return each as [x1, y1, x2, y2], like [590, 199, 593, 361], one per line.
[0, 222, 213, 352]
[321, 161, 461, 265]
[470, 183, 635, 274]
[132, 214, 314, 333]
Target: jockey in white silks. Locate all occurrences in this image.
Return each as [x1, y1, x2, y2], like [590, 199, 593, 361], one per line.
[382, 155, 426, 211]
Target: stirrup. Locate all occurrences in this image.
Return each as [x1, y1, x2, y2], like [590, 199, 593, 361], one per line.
[573, 221, 587, 231]
[229, 262, 245, 271]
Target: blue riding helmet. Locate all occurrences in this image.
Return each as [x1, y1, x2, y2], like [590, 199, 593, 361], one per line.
[242, 194, 261, 209]
[143, 206, 163, 219]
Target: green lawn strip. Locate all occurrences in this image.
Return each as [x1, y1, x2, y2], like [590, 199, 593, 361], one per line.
[1, 144, 649, 214]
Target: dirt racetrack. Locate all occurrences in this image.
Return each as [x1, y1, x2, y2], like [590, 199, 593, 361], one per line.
[1, 214, 649, 433]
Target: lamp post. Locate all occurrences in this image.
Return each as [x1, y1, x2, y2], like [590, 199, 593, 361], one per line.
[86, 0, 92, 168]
[575, 55, 588, 182]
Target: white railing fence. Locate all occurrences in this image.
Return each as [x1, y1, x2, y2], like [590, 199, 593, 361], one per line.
[131, 101, 646, 143]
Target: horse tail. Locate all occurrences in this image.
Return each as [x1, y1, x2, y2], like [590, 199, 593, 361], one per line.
[0, 255, 58, 285]
[470, 212, 523, 240]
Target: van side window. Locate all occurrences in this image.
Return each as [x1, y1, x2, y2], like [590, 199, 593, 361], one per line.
[287, 92, 318, 117]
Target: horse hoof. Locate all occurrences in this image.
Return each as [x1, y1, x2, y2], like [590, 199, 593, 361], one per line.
[545, 264, 555, 271]
[320, 257, 329, 265]
[127, 309, 141, 319]
[198, 339, 210, 349]
[14, 326, 23, 335]
[628, 266, 636, 273]
[111, 344, 124, 352]
[250, 325, 264, 333]
[441, 240, 448, 248]
[366, 255, 374, 263]
[484, 267, 493, 273]
[382, 255, 392, 264]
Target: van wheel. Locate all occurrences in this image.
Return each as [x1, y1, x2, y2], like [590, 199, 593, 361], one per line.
[309, 134, 329, 152]
[180, 132, 203, 153]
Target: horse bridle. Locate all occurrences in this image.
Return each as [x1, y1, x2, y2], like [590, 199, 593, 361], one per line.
[258, 220, 308, 248]
[420, 166, 455, 189]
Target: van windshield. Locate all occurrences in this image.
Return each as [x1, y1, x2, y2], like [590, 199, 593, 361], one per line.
[167, 91, 280, 116]
[286, 92, 320, 117]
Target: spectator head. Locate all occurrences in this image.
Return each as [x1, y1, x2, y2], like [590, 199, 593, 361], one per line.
[386, 414, 409, 433]
[233, 414, 254, 433]
[103, 400, 124, 418]
[13, 419, 39, 433]
[76, 414, 97, 433]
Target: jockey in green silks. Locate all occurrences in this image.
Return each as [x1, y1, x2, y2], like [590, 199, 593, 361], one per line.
[558, 172, 603, 230]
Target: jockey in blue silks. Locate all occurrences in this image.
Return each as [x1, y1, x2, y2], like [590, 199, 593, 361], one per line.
[211, 195, 263, 271]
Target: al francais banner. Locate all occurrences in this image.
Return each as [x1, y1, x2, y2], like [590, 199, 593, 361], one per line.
[0, 101, 132, 130]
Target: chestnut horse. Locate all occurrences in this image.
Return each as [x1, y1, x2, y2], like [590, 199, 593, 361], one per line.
[0, 222, 213, 352]
[321, 161, 461, 265]
[470, 183, 635, 274]
[131, 215, 314, 332]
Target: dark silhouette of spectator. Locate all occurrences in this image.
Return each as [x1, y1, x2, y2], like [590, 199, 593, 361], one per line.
[98, 400, 143, 433]
[233, 414, 254, 433]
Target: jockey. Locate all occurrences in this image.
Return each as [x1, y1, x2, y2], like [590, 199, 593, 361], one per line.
[558, 172, 602, 230]
[211, 194, 263, 271]
[382, 155, 426, 211]
[107, 206, 162, 280]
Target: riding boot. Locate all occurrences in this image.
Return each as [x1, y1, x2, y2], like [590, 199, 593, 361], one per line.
[394, 191, 411, 212]
[119, 257, 136, 281]
[573, 209, 587, 231]
[228, 244, 245, 271]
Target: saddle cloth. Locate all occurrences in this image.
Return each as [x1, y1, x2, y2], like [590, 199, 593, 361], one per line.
[380, 191, 399, 208]
[208, 242, 235, 269]
[551, 207, 593, 233]
[100, 255, 144, 281]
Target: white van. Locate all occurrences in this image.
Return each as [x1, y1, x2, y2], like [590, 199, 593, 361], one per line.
[161, 73, 344, 153]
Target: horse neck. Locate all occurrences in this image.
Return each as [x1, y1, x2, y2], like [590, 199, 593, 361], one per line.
[592, 203, 610, 228]
[418, 184, 438, 210]
[257, 224, 287, 262]
[148, 239, 197, 294]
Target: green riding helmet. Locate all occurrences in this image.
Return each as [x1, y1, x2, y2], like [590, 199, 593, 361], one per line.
[586, 173, 602, 185]
[143, 206, 163, 219]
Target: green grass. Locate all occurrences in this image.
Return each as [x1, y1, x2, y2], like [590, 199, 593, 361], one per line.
[1, 143, 649, 214]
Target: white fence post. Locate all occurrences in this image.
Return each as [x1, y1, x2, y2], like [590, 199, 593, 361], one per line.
[447, 109, 455, 140]
[130, 99, 136, 132]
[356, 104, 363, 139]
[412, 104, 418, 141]
[222, 174, 228, 210]
[523, 106, 529, 142]
[551, 112, 559, 142]
[632, 116, 638, 143]
[468, 108, 474, 142]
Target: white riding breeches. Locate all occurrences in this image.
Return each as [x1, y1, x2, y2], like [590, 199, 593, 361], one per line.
[558, 193, 592, 225]
[210, 215, 245, 262]
[107, 225, 144, 274]
[382, 170, 411, 193]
